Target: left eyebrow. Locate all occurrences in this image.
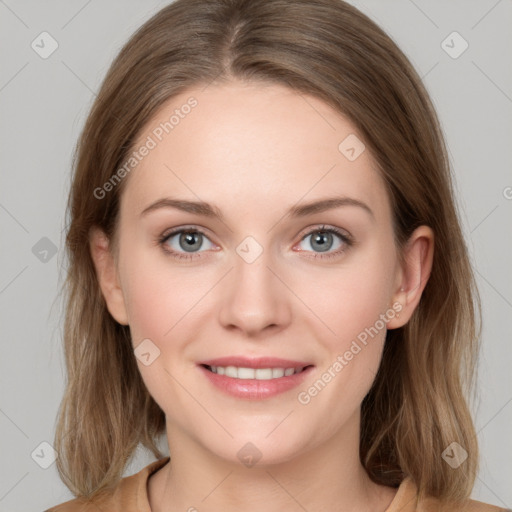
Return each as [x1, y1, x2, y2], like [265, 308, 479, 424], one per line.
[288, 197, 374, 220]
[140, 196, 374, 222]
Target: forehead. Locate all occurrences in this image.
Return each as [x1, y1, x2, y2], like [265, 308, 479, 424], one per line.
[122, 81, 389, 221]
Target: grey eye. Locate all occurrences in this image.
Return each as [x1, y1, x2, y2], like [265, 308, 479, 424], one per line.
[165, 231, 214, 253]
[299, 230, 343, 253]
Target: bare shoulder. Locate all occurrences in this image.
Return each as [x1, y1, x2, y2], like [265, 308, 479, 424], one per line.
[44, 497, 105, 511]
[42, 478, 127, 512]
[418, 495, 509, 512]
[391, 478, 508, 512]
[43, 490, 114, 512]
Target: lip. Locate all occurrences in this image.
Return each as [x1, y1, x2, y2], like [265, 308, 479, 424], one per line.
[197, 356, 314, 400]
[198, 356, 312, 369]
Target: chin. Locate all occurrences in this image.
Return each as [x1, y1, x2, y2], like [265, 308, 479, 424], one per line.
[194, 424, 315, 468]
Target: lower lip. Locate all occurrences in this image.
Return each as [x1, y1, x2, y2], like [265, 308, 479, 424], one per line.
[198, 365, 314, 399]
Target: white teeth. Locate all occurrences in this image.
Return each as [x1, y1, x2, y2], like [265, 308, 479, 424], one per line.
[256, 368, 273, 380]
[272, 368, 285, 378]
[207, 365, 304, 380]
[225, 366, 238, 378]
[238, 367, 255, 379]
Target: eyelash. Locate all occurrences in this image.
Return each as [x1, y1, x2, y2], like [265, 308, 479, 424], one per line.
[157, 225, 353, 261]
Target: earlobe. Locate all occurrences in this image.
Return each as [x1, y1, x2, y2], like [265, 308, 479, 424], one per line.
[387, 225, 434, 329]
[89, 227, 129, 326]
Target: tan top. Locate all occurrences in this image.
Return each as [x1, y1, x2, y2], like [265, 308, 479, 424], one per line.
[45, 457, 507, 512]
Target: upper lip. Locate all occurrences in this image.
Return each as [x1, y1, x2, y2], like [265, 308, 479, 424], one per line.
[198, 356, 313, 369]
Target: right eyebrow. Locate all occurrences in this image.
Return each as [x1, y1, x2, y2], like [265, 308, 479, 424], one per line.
[140, 198, 225, 221]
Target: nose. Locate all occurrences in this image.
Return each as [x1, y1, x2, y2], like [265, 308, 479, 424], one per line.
[218, 249, 292, 338]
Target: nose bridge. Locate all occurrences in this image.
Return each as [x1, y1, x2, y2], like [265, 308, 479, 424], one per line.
[218, 241, 291, 335]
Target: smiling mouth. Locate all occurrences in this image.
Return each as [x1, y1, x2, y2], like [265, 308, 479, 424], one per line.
[201, 364, 312, 380]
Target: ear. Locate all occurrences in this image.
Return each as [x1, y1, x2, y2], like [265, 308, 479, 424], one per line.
[386, 225, 434, 329]
[89, 226, 129, 326]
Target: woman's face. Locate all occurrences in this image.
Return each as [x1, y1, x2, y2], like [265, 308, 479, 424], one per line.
[102, 81, 408, 464]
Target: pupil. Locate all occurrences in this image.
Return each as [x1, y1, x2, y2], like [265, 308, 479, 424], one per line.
[180, 232, 202, 252]
[312, 231, 332, 252]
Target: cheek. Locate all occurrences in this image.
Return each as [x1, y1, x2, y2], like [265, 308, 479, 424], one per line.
[120, 255, 197, 413]
[294, 275, 391, 440]
[299, 240, 396, 407]
[119, 247, 217, 377]
[124, 271, 170, 344]
[316, 245, 396, 350]
[119, 241, 205, 343]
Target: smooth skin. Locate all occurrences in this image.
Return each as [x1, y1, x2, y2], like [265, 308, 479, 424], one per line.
[90, 80, 434, 512]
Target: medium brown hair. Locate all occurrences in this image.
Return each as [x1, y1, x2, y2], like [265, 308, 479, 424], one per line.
[55, 0, 481, 502]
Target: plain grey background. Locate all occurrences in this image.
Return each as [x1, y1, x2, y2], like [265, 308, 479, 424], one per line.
[0, 1, 511, 510]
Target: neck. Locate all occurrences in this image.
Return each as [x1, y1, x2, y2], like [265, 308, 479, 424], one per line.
[148, 412, 397, 512]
